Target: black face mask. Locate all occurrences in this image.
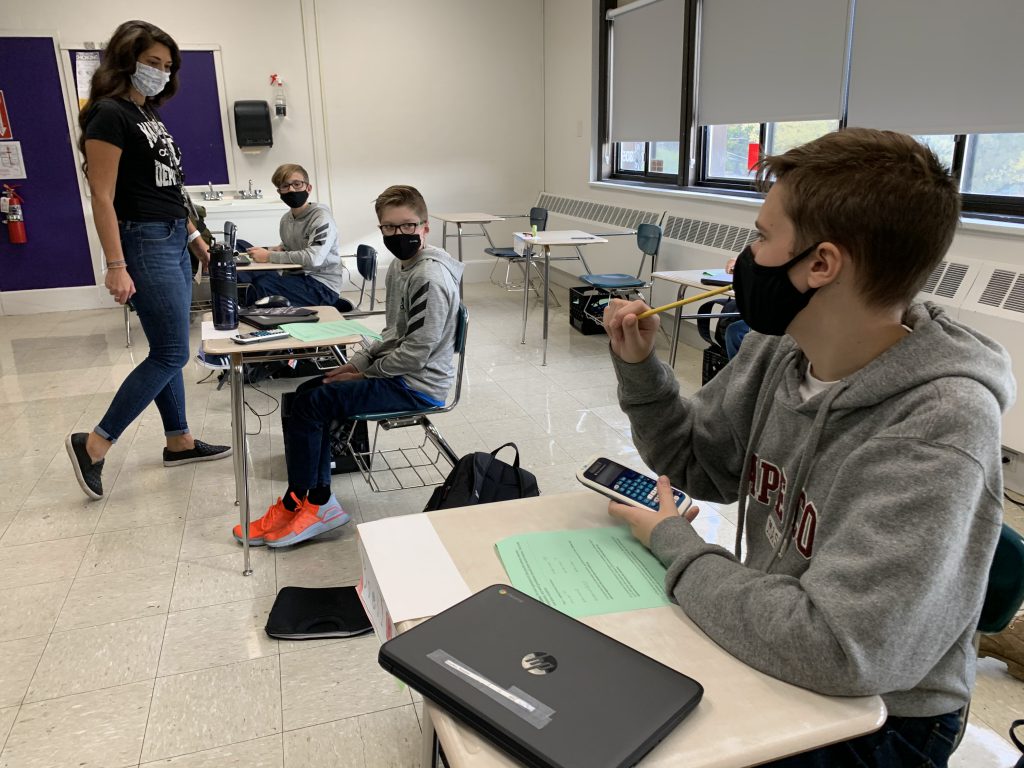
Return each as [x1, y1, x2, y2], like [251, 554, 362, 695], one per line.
[383, 233, 421, 261]
[280, 190, 309, 208]
[731, 242, 819, 335]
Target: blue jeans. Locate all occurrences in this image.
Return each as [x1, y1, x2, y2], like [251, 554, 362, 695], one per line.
[96, 219, 192, 442]
[284, 376, 428, 489]
[724, 319, 749, 359]
[237, 271, 338, 307]
[762, 712, 960, 768]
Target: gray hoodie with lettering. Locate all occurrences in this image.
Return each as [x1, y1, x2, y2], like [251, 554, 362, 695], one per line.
[348, 245, 463, 403]
[612, 302, 1015, 717]
[276, 203, 343, 295]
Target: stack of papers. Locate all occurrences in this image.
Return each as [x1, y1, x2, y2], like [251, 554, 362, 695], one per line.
[495, 527, 670, 618]
[279, 319, 384, 343]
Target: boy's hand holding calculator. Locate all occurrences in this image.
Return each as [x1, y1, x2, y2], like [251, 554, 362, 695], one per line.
[577, 455, 691, 513]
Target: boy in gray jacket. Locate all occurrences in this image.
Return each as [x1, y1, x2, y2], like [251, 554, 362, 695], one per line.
[239, 163, 343, 306]
[604, 128, 1015, 766]
[233, 185, 463, 548]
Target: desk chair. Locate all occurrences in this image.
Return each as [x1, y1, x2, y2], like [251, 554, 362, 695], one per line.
[578, 223, 662, 304]
[355, 244, 379, 310]
[344, 304, 468, 493]
[953, 523, 1024, 751]
[487, 207, 548, 293]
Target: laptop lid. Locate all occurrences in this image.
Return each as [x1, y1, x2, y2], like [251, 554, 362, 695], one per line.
[379, 584, 703, 768]
[240, 312, 319, 330]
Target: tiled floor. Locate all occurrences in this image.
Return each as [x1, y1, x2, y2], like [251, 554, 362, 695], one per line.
[0, 281, 1021, 767]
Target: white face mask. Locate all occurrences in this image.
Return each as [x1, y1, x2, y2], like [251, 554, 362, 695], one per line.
[131, 61, 171, 98]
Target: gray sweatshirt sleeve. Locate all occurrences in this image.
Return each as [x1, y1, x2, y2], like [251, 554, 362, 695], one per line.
[351, 270, 451, 380]
[648, 431, 1002, 698]
[611, 347, 755, 503]
[277, 210, 337, 269]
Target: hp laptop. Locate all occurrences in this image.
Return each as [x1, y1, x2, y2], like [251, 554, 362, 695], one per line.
[378, 584, 703, 768]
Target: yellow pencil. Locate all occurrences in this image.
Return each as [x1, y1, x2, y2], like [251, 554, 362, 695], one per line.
[635, 284, 733, 320]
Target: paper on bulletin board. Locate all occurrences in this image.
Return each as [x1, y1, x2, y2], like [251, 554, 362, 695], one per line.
[495, 526, 671, 618]
[75, 51, 101, 110]
[0, 91, 12, 139]
[0, 142, 26, 180]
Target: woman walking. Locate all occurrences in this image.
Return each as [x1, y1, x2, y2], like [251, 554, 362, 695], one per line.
[67, 19, 229, 499]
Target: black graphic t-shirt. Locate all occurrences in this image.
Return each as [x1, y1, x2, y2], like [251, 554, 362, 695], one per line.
[83, 97, 188, 221]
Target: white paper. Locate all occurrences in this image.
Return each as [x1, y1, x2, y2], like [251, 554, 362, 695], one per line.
[357, 515, 471, 626]
[201, 320, 237, 340]
[0, 141, 26, 180]
[75, 51, 101, 108]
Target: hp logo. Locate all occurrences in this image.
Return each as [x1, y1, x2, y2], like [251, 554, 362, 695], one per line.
[521, 652, 558, 675]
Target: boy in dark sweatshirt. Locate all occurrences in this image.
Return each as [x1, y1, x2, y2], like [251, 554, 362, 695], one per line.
[233, 184, 463, 548]
[604, 128, 1015, 767]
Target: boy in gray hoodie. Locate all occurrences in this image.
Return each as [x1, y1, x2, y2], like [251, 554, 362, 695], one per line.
[239, 163, 343, 306]
[232, 185, 463, 548]
[604, 128, 1015, 766]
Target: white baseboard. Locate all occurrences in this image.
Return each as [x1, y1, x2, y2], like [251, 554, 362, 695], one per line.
[0, 285, 107, 315]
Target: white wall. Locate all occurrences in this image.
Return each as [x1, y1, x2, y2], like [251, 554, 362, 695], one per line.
[2, 0, 546, 310]
[313, 0, 545, 279]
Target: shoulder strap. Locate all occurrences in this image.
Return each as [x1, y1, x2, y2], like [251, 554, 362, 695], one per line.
[474, 443, 524, 502]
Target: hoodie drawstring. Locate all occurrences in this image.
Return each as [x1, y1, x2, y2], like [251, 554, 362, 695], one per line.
[734, 348, 799, 559]
[766, 381, 848, 570]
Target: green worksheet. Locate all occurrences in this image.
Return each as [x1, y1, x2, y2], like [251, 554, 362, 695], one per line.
[280, 319, 383, 343]
[495, 526, 670, 617]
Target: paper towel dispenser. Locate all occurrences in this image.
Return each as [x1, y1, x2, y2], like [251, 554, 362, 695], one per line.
[233, 100, 273, 148]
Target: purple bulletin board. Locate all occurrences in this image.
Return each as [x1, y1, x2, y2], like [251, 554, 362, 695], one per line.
[0, 37, 94, 291]
[68, 49, 230, 186]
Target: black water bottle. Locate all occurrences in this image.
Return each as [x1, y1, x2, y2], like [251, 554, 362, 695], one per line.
[209, 243, 238, 331]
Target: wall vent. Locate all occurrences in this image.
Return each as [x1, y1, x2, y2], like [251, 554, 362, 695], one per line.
[661, 214, 758, 252]
[1006, 274, 1024, 314]
[979, 269, 1016, 308]
[537, 193, 661, 229]
[919, 260, 972, 299]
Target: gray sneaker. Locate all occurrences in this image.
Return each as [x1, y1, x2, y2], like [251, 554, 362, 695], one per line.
[66, 433, 104, 500]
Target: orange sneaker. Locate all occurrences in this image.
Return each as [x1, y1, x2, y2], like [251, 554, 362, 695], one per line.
[232, 494, 300, 546]
[265, 494, 350, 548]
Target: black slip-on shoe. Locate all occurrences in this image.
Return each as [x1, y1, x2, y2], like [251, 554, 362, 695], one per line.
[65, 433, 104, 500]
[163, 439, 233, 467]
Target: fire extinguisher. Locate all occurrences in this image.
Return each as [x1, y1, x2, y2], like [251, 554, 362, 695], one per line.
[1, 184, 26, 245]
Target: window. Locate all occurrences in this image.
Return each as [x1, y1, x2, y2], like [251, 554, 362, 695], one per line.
[598, 0, 1024, 221]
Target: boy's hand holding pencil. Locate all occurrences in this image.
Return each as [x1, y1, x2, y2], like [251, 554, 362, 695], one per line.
[604, 298, 660, 363]
[605, 284, 734, 364]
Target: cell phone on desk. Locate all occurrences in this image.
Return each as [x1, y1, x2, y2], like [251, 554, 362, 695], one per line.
[577, 455, 691, 513]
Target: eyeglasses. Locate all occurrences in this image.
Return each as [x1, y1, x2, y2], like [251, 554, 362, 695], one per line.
[276, 180, 308, 192]
[377, 222, 424, 236]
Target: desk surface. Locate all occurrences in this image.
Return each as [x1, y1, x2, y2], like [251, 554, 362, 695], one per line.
[652, 269, 733, 293]
[414, 492, 885, 768]
[432, 212, 504, 223]
[202, 306, 363, 355]
[516, 229, 609, 246]
[237, 261, 304, 271]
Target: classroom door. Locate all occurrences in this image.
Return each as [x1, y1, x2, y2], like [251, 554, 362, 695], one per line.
[0, 36, 93, 293]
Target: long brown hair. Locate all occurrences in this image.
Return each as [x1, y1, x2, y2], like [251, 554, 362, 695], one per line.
[77, 20, 182, 164]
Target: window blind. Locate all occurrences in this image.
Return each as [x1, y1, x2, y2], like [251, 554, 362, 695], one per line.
[697, 0, 850, 127]
[608, 0, 686, 142]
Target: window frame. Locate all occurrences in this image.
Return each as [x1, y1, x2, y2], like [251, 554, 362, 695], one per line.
[596, 0, 1024, 222]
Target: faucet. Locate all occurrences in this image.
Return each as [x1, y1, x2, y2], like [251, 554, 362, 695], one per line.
[202, 181, 224, 201]
[237, 179, 263, 200]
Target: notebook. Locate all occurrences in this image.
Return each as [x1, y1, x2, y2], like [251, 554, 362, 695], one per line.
[378, 584, 703, 768]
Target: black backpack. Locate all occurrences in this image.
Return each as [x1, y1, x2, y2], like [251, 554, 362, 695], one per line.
[424, 443, 540, 512]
